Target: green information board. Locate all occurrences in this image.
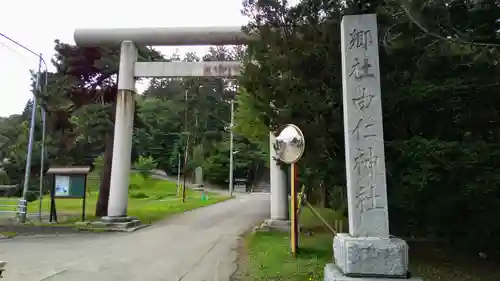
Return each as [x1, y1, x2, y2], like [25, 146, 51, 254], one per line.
[54, 174, 86, 198]
[48, 166, 90, 223]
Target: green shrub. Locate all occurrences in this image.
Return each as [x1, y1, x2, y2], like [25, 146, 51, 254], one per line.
[26, 191, 38, 202]
[133, 155, 157, 181]
[130, 192, 148, 199]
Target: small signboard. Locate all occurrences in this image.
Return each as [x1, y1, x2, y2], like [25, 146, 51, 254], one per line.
[46, 166, 91, 222]
[234, 178, 247, 192]
[202, 61, 241, 77]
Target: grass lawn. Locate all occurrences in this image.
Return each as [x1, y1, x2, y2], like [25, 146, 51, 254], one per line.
[243, 206, 500, 281]
[26, 173, 230, 225]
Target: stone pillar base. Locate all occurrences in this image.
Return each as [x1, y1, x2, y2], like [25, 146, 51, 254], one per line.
[324, 264, 422, 281]
[253, 219, 291, 233]
[0, 260, 6, 278]
[90, 216, 142, 232]
[333, 233, 409, 278]
[264, 219, 291, 232]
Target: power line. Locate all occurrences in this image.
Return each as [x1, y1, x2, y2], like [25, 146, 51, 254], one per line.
[0, 33, 49, 78]
[0, 41, 26, 57]
[0, 33, 44, 61]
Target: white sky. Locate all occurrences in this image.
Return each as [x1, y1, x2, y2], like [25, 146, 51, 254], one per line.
[0, 0, 249, 117]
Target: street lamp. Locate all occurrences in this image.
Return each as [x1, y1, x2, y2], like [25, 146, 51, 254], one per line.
[0, 33, 49, 223]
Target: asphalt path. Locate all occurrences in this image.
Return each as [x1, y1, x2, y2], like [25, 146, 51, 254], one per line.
[0, 192, 269, 281]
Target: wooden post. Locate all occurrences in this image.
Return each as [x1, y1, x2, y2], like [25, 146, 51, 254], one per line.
[82, 174, 87, 222]
[49, 174, 57, 223]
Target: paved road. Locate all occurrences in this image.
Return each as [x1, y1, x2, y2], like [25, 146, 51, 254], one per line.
[0, 193, 269, 281]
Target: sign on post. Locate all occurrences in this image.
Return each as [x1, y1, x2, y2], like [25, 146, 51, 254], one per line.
[47, 166, 91, 222]
[234, 178, 247, 192]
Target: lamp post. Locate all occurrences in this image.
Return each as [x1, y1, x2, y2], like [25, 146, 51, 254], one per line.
[0, 33, 49, 223]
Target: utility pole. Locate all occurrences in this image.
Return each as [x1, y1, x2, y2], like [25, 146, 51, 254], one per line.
[19, 57, 41, 223]
[229, 99, 234, 197]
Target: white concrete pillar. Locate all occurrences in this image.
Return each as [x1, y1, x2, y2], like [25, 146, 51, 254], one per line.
[270, 131, 288, 221]
[107, 41, 137, 218]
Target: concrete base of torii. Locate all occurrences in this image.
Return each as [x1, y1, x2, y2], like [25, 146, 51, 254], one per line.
[89, 216, 144, 232]
[258, 219, 291, 232]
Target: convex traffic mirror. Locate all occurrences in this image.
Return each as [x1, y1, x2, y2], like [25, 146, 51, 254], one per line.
[274, 124, 305, 164]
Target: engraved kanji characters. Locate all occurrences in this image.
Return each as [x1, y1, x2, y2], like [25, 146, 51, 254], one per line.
[352, 147, 379, 176]
[349, 58, 374, 81]
[203, 65, 212, 75]
[351, 117, 377, 142]
[353, 147, 382, 214]
[346, 25, 384, 217]
[352, 87, 374, 111]
[349, 29, 373, 50]
[356, 184, 382, 214]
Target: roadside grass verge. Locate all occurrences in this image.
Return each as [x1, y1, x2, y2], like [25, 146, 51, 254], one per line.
[243, 206, 500, 281]
[244, 206, 342, 281]
[26, 173, 230, 225]
[0, 232, 17, 238]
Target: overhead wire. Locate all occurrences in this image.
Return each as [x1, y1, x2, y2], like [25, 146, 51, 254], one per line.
[0, 33, 49, 110]
[0, 41, 27, 58]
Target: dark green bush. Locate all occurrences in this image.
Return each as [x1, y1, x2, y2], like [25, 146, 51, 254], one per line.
[130, 192, 148, 199]
[386, 137, 500, 257]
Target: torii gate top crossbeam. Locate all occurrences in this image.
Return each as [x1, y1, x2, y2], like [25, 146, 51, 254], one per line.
[74, 26, 251, 46]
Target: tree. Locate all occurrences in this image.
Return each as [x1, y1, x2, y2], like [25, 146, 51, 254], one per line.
[41, 40, 163, 217]
[233, 87, 269, 159]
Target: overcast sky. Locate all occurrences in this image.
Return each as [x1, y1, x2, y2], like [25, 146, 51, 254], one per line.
[0, 0, 250, 117]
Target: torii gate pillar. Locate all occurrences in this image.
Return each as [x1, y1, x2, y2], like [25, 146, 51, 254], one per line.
[106, 41, 137, 219]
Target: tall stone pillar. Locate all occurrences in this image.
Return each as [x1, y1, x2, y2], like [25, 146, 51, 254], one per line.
[99, 41, 140, 229]
[324, 14, 421, 281]
[265, 131, 289, 230]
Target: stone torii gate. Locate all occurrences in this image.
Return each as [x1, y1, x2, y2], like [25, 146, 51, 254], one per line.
[73, 26, 288, 227]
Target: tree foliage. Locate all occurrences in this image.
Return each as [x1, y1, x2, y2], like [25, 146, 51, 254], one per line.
[240, 0, 500, 256]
